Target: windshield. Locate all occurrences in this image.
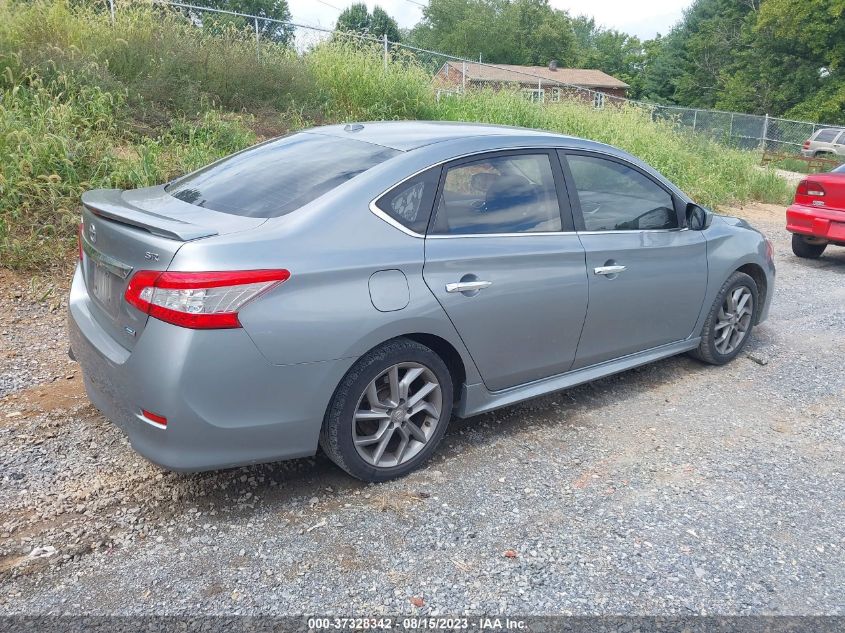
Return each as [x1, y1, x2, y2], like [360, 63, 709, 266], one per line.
[832, 163, 845, 174]
[166, 133, 399, 218]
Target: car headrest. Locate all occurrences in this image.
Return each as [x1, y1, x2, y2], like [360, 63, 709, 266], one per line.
[484, 175, 537, 211]
[470, 172, 497, 193]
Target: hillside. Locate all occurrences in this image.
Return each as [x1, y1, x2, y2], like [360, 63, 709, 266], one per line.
[0, 0, 792, 271]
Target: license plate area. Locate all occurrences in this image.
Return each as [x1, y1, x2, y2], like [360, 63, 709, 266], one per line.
[91, 263, 120, 316]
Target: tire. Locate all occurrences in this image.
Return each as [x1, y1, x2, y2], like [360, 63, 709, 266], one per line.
[691, 271, 758, 366]
[319, 338, 453, 482]
[791, 233, 827, 259]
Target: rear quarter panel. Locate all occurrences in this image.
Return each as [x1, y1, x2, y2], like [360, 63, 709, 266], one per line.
[166, 157, 483, 385]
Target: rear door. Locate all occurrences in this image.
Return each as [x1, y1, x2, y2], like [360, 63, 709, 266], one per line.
[559, 151, 708, 369]
[422, 150, 588, 391]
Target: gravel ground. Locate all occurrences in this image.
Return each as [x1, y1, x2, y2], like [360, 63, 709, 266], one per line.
[1, 203, 843, 616]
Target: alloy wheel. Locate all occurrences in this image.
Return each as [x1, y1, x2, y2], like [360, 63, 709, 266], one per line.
[352, 362, 443, 468]
[714, 285, 754, 355]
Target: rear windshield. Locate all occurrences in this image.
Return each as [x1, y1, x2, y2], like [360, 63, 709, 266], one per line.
[833, 164, 845, 173]
[166, 133, 399, 218]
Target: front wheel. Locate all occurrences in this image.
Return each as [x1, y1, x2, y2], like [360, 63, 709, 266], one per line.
[791, 234, 826, 259]
[319, 338, 453, 482]
[691, 272, 758, 365]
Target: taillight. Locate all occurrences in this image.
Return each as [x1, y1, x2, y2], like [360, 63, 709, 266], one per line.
[765, 238, 774, 262]
[794, 179, 826, 203]
[77, 222, 84, 261]
[803, 141, 811, 149]
[124, 269, 290, 329]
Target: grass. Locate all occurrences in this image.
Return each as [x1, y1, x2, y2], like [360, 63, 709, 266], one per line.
[0, 0, 793, 271]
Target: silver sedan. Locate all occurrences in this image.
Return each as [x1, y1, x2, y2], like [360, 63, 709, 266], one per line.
[68, 122, 775, 481]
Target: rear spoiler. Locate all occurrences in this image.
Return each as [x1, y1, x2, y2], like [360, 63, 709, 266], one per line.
[81, 189, 219, 241]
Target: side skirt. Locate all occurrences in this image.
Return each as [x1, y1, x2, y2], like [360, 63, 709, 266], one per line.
[457, 338, 701, 418]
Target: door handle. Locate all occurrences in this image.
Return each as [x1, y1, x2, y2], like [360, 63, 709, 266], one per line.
[445, 280, 493, 293]
[594, 265, 626, 276]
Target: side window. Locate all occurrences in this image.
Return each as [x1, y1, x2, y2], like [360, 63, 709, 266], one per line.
[814, 129, 839, 143]
[565, 154, 678, 232]
[431, 154, 562, 235]
[374, 169, 440, 234]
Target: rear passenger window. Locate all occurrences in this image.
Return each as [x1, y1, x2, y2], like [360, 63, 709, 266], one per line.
[814, 129, 841, 143]
[431, 154, 562, 235]
[565, 154, 678, 232]
[374, 169, 440, 234]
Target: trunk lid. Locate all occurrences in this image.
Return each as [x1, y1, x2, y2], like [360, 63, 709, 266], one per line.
[80, 186, 266, 350]
[810, 173, 845, 211]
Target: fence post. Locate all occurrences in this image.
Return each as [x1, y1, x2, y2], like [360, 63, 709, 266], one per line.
[761, 113, 770, 152]
[462, 60, 466, 94]
[692, 109, 697, 131]
[254, 17, 260, 61]
[729, 112, 734, 140]
[383, 34, 388, 72]
[109, 0, 115, 25]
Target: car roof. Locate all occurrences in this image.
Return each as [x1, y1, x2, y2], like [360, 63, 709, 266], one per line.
[306, 120, 582, 151]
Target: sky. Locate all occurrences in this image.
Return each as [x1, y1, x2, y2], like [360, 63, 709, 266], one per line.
[286, 0, 693, 41]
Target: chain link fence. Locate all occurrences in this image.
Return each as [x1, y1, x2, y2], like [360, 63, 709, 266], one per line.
[122, 0, 843, 160]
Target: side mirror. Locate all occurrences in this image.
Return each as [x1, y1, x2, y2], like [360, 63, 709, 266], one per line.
[686, 203, 713, 230]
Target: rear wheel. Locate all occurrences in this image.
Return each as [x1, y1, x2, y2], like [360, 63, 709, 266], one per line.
[320, 338, 453, 482]
[791, 233, 827, 259]
[691, 272, 758, 366]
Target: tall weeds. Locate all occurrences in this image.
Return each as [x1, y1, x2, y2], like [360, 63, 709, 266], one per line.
[0, 0, 791, 271]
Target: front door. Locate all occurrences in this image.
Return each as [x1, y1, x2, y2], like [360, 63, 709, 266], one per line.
[560, 151, 708, 369]
[423, 151, 588, 391]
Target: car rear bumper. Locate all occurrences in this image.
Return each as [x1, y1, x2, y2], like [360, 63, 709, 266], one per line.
[68, 264, 353, 471]
[786, 204, 845, 243]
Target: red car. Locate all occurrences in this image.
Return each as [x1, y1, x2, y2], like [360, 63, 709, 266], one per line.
[787, 163, 845, 258]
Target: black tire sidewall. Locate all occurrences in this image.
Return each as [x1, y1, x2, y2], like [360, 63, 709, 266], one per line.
[791, 233, 826, 259]
[322, 339, 453, 482]
[699, 272, 759, 365]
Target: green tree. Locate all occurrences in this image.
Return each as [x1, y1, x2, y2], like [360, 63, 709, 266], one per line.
[409, 0, 576, 67]
[638, 0, 755, 108]
[370, 7, 402, 42]
[723, 0, 845, 122]
[197, 0, 295, 44]
[638, 0, 845, 123]
[336, 2, 370, 34]
[572, 16, 645, 97]
[336, 3, 402, 42]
